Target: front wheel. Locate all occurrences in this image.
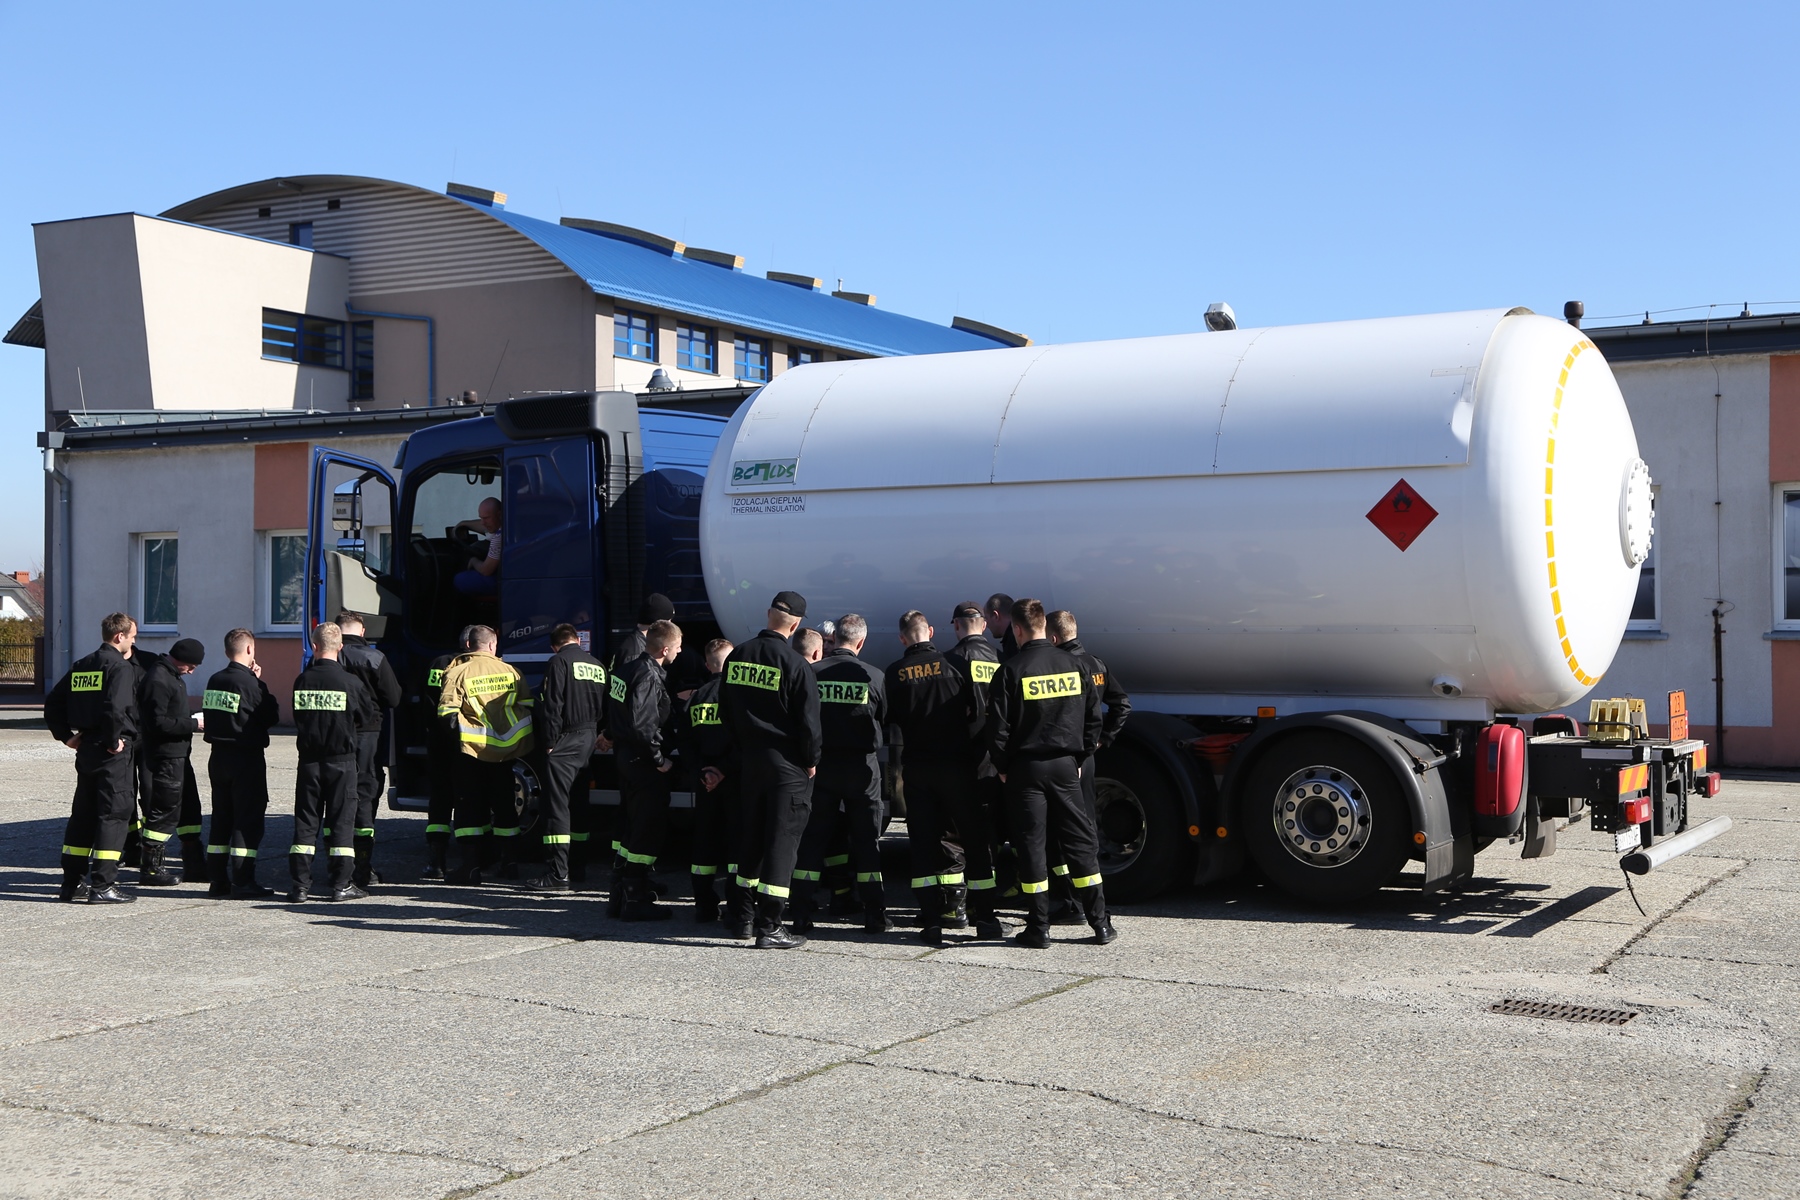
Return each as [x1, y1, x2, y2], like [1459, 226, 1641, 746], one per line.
[1241, 731, 1410, 905]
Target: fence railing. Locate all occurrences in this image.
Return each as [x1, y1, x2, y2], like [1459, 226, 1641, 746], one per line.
[0, 637, 44, 687]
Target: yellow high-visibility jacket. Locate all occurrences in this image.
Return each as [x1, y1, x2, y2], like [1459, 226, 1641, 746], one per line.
[437, 651, 534, 761]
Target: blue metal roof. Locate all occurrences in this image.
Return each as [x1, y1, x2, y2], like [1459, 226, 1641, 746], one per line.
[459, 198, 1006, 359]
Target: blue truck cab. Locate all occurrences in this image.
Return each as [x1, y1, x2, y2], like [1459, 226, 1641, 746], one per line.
[305, 391, 733, 809]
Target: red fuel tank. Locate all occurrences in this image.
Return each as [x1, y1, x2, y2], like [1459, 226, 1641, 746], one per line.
[1475, 724, 1527, 819]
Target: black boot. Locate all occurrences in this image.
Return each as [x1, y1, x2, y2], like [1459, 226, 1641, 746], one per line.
[288, 853, 312, 903]
[722, 879, 755, 938]
[58, 871, 90, 903]
[206, 848, 232, 897]
[569, 837, 589, 885]
[828, 887, 862, 918]
[493, 835, 521, 881]
[941, 885, 969, 929]
[524, 843, 573, 891]
[1078, 882, 1115, 944]
[606, 856, 627, 918]
[230, 855, 274, 898]
[913, 882, 944, 944]
[620, 868, 672, 922]
[788, 888, 817, 934]
[754, 894, 804, 949]
[122, 825, 141, 868]
[1014, 890, 1051, 947]
[180, 835, 208, 881]
[138, 840, 180, 887]
[858, 880, 891, 934]
[445, 835, 485, 887]
[88, 883, 136, 904]
[970, 891, 1004, 939]
[691, 872, 720, 923]
[421, 832, 449, 882]
[353, 835, 379, 888]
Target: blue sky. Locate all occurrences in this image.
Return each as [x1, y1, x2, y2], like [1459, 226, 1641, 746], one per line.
[2, 1, 1796, 569]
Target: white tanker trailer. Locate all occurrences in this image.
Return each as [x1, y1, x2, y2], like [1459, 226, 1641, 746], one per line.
[699, 307, 1725, 904]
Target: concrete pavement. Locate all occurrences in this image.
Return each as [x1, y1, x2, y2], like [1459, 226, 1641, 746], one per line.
[1, 727, 1794, 1199]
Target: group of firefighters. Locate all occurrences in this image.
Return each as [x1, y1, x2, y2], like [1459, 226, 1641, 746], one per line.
[46, 588, 1130, 951]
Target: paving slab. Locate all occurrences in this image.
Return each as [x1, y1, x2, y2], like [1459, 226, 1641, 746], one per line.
[1722, 1067, 1800, 1158]
[0, 896, 580, 1047]
[1628, 876, 1800, 968]
[0, 986, 848, 1172]
[487, 1060, 1623, 1200]
[877, 975, 1753, 1196]
[1685, 1149, 1798, 1200]
[0, 1104, 498, 1200]
[395, 936, 1080, 1049]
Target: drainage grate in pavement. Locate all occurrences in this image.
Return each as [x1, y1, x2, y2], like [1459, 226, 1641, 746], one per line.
[1489, 997, 1639, 1025]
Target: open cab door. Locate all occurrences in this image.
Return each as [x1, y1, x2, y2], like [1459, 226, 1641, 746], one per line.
[306, 448, 400, 661]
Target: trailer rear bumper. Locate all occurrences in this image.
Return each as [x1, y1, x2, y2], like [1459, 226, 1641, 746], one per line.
[1620, 815, 1732, 875]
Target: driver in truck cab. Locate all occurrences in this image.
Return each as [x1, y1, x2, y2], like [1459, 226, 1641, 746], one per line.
[452, 498, 502, 596]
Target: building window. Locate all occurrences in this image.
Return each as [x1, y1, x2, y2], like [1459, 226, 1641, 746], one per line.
[788, 344, 817, 368]
[350, 321, 374, 400]
[262, 531, 306, 630]
[289, 222, 313, 249]
[1779, 489, 1800, 627]
[137, 535, 178, 630]
[677, 323, 715, 373]
[262, 308, 344, 369]
[734, 335, 770, 382]
[614, 310, 657, 361]
[1629, 535, 1659, 628]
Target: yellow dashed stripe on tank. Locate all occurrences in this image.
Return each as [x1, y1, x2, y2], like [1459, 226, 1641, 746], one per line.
[1545, 338, 1599, 688]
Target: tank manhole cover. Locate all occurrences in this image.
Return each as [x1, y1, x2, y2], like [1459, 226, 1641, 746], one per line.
[1489, 998, 1639, 1025]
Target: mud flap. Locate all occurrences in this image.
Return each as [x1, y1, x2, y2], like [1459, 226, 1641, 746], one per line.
[1520, 793, 1557, 859]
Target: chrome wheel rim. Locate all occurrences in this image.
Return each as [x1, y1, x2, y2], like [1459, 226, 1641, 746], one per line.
[1272, 765, 1371, 868]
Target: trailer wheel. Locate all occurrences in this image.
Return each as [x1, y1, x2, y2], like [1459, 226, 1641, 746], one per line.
[1092, 750, 1189, 903]
[1241, 732, 1409, 905]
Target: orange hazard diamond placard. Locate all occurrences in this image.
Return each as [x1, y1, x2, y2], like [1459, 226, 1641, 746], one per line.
[1366, 478, 1438, 551]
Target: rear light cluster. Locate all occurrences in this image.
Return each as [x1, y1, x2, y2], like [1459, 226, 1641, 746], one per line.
[1620, 796, 1653, 825]
[1700, 771, 1723, 797]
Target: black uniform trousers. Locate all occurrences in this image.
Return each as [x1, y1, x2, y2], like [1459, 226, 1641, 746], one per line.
[140, 753, 198, 838]
[539, 726, 596, 879]
[423, 732, 458, 859]
[206, 744, 269, 886]
[904, 755, 999, 924]
[795, 749, 886, 914]
[291, 755, 357, 889]
[452, 758, 518, 869]
[353, 730, 383, 835]
[617, 755, 672, 874]
[731, 747, 813, 934]
[1046, 751, 1105, 889]
[1004, 755, 1107, 935]
[691, 771, 733, 899]
[62, 743, 138, 889]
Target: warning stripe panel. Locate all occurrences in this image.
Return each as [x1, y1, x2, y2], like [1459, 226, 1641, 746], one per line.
[1616, 763, 1650, 795]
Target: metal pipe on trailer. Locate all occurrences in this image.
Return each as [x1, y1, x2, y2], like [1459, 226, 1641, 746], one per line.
[1620, 815, 1733, 875]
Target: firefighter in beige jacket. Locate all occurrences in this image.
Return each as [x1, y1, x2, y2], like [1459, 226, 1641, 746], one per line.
[437, 625, 534, 885]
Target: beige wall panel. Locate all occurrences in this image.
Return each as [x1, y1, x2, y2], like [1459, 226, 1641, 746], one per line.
[34, 214, 152, 412]
[370, 317, 430, 406]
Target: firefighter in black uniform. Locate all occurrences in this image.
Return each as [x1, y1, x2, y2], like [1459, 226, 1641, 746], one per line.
[985, 592, 1021, 662]
[683, 637, 734, 922]
[886, 609, 990, 943]
[612, 592, 674, 672]
[131, 644, 202, 888]
[527, 623, 607, 892]
[718, 591, 821, 949]
[792, 614, 891, 935]
[289, 622, 376, 903]
[135, 638, 206, 887]
[337, 611, 401, 888]
[418, 632, 467, 881]
[46, 612, 141, 903]
[201, 628, 280, 897]
[1044, 609, 1132, 922]
[609, 619, 681, 920]
[986, 598, 1117, 949]
[941, 601, 1004, 934]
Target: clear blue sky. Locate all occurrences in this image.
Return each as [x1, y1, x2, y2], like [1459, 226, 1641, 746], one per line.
[2, 1, 1796, 570]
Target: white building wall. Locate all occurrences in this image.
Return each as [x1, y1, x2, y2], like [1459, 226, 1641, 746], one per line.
[1603, 354, 1772, 728]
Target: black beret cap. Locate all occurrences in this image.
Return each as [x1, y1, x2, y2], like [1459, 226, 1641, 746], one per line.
[170, 638, 206, 665]
[637, 593, 676, 624]
[952, 601, 983, 620]
[770, 590, 807, 619]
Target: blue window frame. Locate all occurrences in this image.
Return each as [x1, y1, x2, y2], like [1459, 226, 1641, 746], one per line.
[787, 344, 817, 368]
[350, 321, 374, 399]
[734, 335, 770, 382]
[677, 323, 715, 373]
[614, 310, 656, 361]
[289, 222, 313, 249]
[262, 308, 344, 368]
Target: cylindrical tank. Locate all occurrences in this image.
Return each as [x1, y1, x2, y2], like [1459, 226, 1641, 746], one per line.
[699, 308, 1649, 716]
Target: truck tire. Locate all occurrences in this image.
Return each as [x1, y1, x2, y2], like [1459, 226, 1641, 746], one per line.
[1092, 748, 1189, 903]
[1241, 731, 1410, 905]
